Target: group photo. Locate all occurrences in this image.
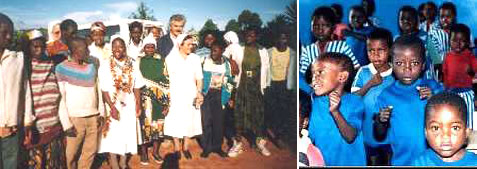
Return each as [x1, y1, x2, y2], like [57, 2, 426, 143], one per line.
[0, 0, 297, 168]
[299, 0, 477, 167]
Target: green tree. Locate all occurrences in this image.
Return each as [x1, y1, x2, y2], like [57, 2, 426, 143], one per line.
[225, 19, 240, 33]
[199, 19, 218, 35]
[284, 0, 297, 26]
[263, 14, 290, 48]
[237, 10, 262, 31]
[129, 1, 156, 21]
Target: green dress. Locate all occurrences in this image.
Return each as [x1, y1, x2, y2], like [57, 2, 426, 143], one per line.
[235, 45, 265, 139]
[139, 54, 169, 142]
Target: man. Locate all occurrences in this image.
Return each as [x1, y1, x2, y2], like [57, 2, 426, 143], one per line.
[0, 13, 35, 169]
[57, 37, 104, 169]
[157, 14, 186, 57]
[47, 19, 78, 64]
[88, 21, 110, 62]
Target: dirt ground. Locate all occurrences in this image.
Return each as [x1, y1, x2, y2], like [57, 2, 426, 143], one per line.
[97, 138, 297, 169]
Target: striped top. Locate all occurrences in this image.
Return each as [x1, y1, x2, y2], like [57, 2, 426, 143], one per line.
[299, 40, 360, 75]
[30, 58, 61, 134]
[428, 28, 450, 64]
[55, 60, 97, 87]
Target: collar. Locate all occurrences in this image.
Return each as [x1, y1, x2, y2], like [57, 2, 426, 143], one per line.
[368, 63, 392, 77]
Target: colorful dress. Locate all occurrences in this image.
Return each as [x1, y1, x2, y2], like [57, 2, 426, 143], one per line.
[98, 56, 145, 155]
[139, 53, 169, 143]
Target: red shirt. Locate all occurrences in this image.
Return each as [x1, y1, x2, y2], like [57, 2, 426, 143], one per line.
[443, 49, 477, 88]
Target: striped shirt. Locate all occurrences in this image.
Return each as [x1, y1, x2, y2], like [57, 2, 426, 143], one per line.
[299, 40, 360, 75]
[428, 28, 450, 64]
[30, 58, 61, 133]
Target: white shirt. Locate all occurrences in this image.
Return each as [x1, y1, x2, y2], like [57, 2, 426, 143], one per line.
[0, 49, 34, 127]
[89, 42, 111, 62]
[127, 41, 143, 61]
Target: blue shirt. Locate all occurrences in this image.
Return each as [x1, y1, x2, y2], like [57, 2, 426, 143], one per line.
[308, 93, 366, 166]
[375, 78, 444, 166]
[345, 26, 374, 66]
[412, 149, 477, 166]
[351, 64, 394, 147]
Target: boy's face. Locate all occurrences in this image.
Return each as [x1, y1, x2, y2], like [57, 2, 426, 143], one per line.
[367, 39, 389, 69]
[426, 104, 470, 160]
[349, 9, 365, 29]
[71, 41, 88, 61]
[392, 47, 424, 85]
[210, 45, 222, 62]
[440, 9, 455, 30]
[203, 34, 216, 48]
[130, 27, 142, 44]
[245, 30, 257, 45]
[0, 23, 13, 50]
[62, 26, 77, 41]
[90, 30, 105, 46]
[450, 32, 468, 53]
[152, 27, 163, 39]
[29, 39, 45, 58]
[399, 11, 417, 34]
[312, 16, 332, 42]
[311, 60, 346, 96]
[423, 4, 436, 21]
[277, 33, 288, 48]
[144, 44, 155, 56]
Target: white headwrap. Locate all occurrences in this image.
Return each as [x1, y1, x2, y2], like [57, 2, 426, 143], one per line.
[143, 33, 156, 46]
[27, 29, 44, 40]
[176, 33, 189, 46]
[224, 31, 239, 44]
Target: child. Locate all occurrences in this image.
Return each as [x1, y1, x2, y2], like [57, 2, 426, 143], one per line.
[127, 21, 144, 60]
[138, 34, 169, 164]
[395, 6, 435, 81]
[47, 19, 77, 64]
[412, 92, 477, 166]
[308, 52, 366, 166]
[374, 36, 444, 166]
[330, 4, 347, 41]
[196, 30, 217, 60]
[200, 42, 234, 158]
[299, 6, 359, 94]
[298, 90, 325, 167]
[442, 24, 477, 130]
[344, 5, 374, 66]
[418, 2, 438, 33]
[351, 28, 394, 165]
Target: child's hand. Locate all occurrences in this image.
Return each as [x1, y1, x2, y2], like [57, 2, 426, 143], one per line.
[378, 106, 393, 123]
[367, 73, 383, 88]
[417, 86, 432, 99]
[329, 91, 341, 113]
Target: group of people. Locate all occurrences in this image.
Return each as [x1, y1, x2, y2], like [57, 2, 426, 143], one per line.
[299, 0, 477, 167]
[0, 11, 296, 169]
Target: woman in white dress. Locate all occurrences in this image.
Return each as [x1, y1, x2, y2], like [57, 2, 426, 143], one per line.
[164, 33, 204, 160]
[98, 36, 145, 169]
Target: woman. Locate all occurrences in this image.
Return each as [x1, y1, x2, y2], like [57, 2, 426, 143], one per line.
[164, 34, 203, 160]
[228, 28, 271, 157]
[98, 36, 144, 169]
[23, 29, 66, 169]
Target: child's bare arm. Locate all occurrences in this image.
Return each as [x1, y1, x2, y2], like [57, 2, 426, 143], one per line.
[329, 91, 358, 143]
[373, 107, 392, 141]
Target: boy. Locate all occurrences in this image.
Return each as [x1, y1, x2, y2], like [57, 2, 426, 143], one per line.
[412, 92, 477, 166]
[88, 21, 110, 62]
[0, 13, 35, 169]
[299, 6, 360, 94]
[265, 31, 296, 148]
[344, 5, 374, 66]
[442, 24, 477, 130]
[127, 21, 144, 60]
[57, 37, 104, 169]
[351, 28, 394, 165]
[308, 52, 366, 166]
[138, 34, 169, 164]
[374, 36, 444, 166]
[200, 42, 234, 158]
[418, 2, 438, 33]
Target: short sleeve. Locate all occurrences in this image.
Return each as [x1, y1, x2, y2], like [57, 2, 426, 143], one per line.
[98, 60, 113, 92]
[345, 95, 365, 130]
[133, 62, 145, 89]
[351, 67, 365, 92]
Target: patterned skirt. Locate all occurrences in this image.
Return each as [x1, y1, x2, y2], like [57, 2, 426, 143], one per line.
[24, 134, 66, 169]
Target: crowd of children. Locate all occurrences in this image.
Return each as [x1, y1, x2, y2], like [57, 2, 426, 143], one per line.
[0, 11, 296, 168]
[300, 0, 477, 167]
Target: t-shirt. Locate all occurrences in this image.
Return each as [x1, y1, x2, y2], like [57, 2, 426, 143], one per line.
[308, 92, 366, 166]
[412, 149, 477, 166]
[351, 64, 394, 147]
[375, 78, 444, 166]
[270, 47, 290, 81]
[443, 50, 477, 88]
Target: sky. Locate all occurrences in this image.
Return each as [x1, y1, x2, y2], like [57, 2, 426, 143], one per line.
[0, 0, 293, 31]
[299, 0, 477, 45]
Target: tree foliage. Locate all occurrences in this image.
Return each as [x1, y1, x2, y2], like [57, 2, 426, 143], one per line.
[129, 1, 156, 21]
[225, 19, 240, 33]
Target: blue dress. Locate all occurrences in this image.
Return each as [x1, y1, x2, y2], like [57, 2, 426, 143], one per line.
[412, 149, 477, 166]
[308, 93, 366, 166]
[375, 78, 444, 166]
